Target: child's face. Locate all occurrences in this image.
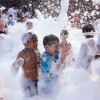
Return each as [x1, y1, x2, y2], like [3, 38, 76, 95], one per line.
[27, 23, 33, 29]
[24, 36, 38, 49]
[45, 42, 59, 57]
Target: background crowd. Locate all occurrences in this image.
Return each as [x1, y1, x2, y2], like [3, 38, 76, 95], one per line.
[0, 1, 100, 30]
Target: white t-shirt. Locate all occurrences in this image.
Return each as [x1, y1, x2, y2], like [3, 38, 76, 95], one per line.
[75, 39, 97, 71]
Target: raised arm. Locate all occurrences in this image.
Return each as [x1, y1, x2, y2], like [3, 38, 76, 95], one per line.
[54, 42, 70, 72]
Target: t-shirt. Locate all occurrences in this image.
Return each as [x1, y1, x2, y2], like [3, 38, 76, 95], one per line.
[40, 51, 60, 93]
[7, 21, 14, 26]
[41, 51, 59, 83]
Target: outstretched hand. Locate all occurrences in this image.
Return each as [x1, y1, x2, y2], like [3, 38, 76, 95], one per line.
[60, 42, 71, 63]
[14, 58, 24, 68]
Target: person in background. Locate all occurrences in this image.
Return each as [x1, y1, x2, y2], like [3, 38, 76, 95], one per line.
[60, 29, 75, 66]
[16, 7, 22, 22]
[75, 24, 97, 73]
[26, 21, 33, 30]
[21, 7, 30, 23]
[8, 4, 17, 20]
[7, 14, 14, 26]
[0, 11, 8, 34]
[11, 32, 41, 97]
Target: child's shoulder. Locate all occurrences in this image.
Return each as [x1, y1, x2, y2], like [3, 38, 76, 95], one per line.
[41, 51, 54, 62]
[42, 51, 49, 58]
[17, 49, 26, 57]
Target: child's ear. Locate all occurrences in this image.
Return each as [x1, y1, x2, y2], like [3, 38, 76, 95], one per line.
[45, 45, 49, 51]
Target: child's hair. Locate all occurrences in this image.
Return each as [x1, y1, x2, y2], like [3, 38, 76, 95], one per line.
[22, 32, 37, 44]
[43, 34, 59, 47]
[82, 24, 95, 38]
[60, 29, 69, 36]
[26, 21, 33, 26]
[9, 14, 13, 17]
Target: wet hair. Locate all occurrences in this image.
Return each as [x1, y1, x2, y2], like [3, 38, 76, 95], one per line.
[82, 24, 95, 38]
[82, 24, 95, 33]
[22, 32, 37, 44]
[60, 29, 69, 36]
[43, 34, 59, 47]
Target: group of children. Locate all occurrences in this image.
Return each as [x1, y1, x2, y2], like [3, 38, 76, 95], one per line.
[10, 23, 100, 97]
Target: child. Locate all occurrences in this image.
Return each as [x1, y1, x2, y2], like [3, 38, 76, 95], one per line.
[60, 29, 75, 66]
[7, 14, 14, 26]
[75, 24, 97, 73]
[26, 21, 33, 30]
[11, 32, 41, 97]
[39, 34, 70, 94]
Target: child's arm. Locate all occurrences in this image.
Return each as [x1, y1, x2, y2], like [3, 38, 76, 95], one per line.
[56, 42, 70, 71]
[11, 58, 24, 76]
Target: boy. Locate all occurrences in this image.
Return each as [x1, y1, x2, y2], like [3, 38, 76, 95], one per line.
[75, 24, 97, 72]
[39, 34, 70, 94]
[11, 32, 41, 97]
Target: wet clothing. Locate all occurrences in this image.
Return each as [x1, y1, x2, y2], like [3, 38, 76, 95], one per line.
[76, 42, 96, 71]
[76, 44, 91, 70]
[16, 48, 40, 96]
[40, 51, 59, 93]
[21, 77, 38, 97]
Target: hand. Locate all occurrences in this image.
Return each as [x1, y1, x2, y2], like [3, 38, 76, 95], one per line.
[14, 58, 24, 67]
[61, 42, 71, 56]
[60, 42, 70, 63]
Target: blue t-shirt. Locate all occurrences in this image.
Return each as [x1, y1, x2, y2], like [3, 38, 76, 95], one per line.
[7, 21, 14, 26]
[41, 51, 60, 83]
